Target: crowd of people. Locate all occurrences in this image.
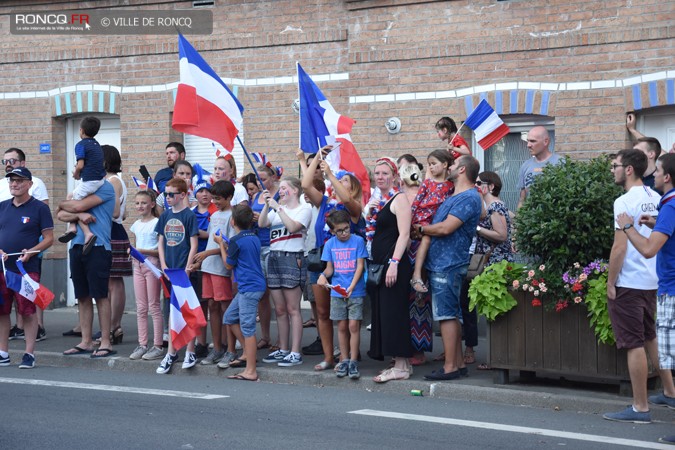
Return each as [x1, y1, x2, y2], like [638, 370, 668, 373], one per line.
[0, 114, 674, 441]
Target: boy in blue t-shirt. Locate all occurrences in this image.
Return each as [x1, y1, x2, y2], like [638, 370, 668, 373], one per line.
[154, 178, 199, 374]
[216, 204, 266, 382]
[318, 209, 368, 380]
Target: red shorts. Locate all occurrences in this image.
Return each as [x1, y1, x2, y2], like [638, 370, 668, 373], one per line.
[0, 271, 38, 316]
[202, 273, 233, 302]
[607, 287, 657, 349]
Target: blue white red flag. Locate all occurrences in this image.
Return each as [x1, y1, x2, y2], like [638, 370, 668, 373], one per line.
[172, 34, 244, 152]
[297, 63, 370, 203]
[164, 268, 207, 350]
[250, 152, 269, 166]
[129, 246, 163, 279]
[132, 176, 159, 193]
[463, 99, 511, 150]
[4, 260, 54, 310]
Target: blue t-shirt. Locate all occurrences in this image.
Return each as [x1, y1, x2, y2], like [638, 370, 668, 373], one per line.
[314, 196, 367, 248]
[154, 166, 174, 194]
[155, 207, 199, 269]
[0, 197, 54, 273]
[71, 181, 115, 251]
[654, 190, 675, 295]
[321, 234, 368, 297]
[193, 206, 212, 252]
[425, 189, 482, 273]
[75, 137, 106, 182]
[227, 230, 266, 293]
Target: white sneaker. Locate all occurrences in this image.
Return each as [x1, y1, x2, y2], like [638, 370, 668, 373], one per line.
[156, 353, 176, 374]
[278, 352, 303, 367]
[182, 351, 197, 369]
[142, 346, 165, 361]
[129, 345, 148, 360]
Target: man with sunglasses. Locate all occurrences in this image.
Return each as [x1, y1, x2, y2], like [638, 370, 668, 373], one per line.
[0, 148, 49, 343]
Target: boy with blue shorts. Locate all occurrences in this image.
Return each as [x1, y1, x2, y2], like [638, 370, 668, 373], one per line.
[216, 204, 266, 382]
[318, 210, 368, 379]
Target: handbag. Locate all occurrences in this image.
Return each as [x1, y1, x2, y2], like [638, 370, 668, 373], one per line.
[466, 244, 496, 280]
[306, 246, 326, 273]
[366, 262, 386, 289]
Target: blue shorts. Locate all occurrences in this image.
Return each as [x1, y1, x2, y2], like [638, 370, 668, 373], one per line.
[267, 250, 306, 289]
[223, 291, 265, 337]
[260, 246, 270, 278]
[429, 265, 467, 322]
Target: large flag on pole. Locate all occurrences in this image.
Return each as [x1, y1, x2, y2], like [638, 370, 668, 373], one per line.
[3, 260, 55, 310]
[463, 99, 511, 150]
[172, 34, 244, 152]
[164, 268, 207, 349]
[297, 63, 370, 203]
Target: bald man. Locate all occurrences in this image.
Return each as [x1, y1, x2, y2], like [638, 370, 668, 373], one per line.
[517, 126, 561, 209]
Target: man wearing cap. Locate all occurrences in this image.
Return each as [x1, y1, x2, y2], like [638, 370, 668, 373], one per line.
[0, 167, 54, 369]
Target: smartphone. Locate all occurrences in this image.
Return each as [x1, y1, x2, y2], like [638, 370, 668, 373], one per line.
[139, 165, 150, 182]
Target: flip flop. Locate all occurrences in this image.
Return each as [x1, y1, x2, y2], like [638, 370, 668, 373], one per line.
[228, 358, 247, 368]
[63, 345, 93, 355]
[227, 373, 258, 382]
[256, 338, 270, 350]
[91, 348, 117, 358]
[82, 235, 98, 256]
[58, 231, 77, 243]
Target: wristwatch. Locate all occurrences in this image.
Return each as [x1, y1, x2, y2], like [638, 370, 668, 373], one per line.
[476, 226, 482, 233]
[622, 223, 633, 232]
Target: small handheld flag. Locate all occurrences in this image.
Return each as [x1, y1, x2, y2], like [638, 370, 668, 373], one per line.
[462, 99, 511, 150]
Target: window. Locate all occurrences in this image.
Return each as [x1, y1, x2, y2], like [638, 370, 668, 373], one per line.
[184, 132, 245, 180]
[636, 106, 675, 154]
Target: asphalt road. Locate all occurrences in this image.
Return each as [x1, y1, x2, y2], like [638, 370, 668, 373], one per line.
[1, 366, 673, 449]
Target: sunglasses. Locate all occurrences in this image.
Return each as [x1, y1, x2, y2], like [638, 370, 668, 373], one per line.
[165, 192, 182, 198]
[2, 158, 20, 165]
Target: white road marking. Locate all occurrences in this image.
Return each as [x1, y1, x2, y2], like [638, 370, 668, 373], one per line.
[0, 377, 228, 400]
[349, 409, 671, 449]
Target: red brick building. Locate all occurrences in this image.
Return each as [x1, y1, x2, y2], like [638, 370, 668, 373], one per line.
[0, 0, 672, 304]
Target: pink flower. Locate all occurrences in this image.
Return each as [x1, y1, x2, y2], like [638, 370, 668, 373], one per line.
[541, 287, 548, 293]
[539, 282, 546, 289]
[579, 273, 587, 282]
[539, 265, 546, 271]
[574, 296, 583, 304]
[528, 270, 535, 278]
[529, 286, 535, 292]
[512, 280, 520, 289]
[573, 262, 580, 269]
[534, 290, 540, 296]
[522, 283, 529, 290]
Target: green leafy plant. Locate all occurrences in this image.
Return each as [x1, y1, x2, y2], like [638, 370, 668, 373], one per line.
[469, 260, 525, 321]
[584, 271, 615, 345]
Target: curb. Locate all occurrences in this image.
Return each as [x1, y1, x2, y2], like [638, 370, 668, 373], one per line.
[9, 349, 675, 423]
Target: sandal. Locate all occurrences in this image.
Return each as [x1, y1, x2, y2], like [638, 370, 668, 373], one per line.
[269, 344, 280, 353]
[314, 361, 333, 371]
[463, 348, 476, 365]
[111, 326, 124, 345]
[302, 318, 316, 328]
[410, 279, 428, 293]
[373, 367, 410, 383]
[256, 338, 270, 350]
[433, 352, 445, 362]
[477, 363, 491, 370]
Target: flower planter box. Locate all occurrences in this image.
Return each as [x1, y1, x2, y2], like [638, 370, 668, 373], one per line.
[488, 291, 655, 393]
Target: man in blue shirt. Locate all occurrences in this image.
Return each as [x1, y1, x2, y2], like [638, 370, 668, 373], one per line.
[419, 156, 482, 381]
[154, 142, 185, 193]
[57, 180, 116, 358]
[0, 167, 54, 368]
[617, 153, 675, 440]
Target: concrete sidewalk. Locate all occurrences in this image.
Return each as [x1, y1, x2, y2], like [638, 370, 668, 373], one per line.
[6, 306, 675, 423]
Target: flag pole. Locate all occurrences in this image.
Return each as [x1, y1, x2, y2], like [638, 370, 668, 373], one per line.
[236, 135, 266, 188]
[450, 122, 466, 147]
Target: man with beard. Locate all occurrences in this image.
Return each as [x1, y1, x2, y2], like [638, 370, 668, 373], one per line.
[155, 142, 185, 193]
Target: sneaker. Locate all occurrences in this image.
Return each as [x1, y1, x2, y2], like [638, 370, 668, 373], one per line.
[348, 360, 360, 379]
[36, 326, 46, 342]
[216, 352, 238, 369]
[9, 325, 24, 341]
[336, 360, 349, 378]
[278, 352, 303, 367]
[302, 337, 323, 356]
[658, 435, 675, 444]
[603, 405, 651, 424]
[142, 346, 165, 361]
[156, 353, 176, 374]
[200, 349, 225, 365]
[194, 343, 209, 358]
[649, 392, 675, 409]
[182, 351, 197, 369]
[263, 349, 289, 364]
[0, 355, 10, 367]
[19, 353, 35, 369]
[129, 345, 148, 360]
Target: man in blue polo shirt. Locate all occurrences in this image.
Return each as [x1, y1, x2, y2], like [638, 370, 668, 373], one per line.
[0, 167, 54, 369]
[57, 177, 116, 358]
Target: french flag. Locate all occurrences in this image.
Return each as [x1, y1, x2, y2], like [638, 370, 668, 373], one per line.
[250, 152, 269, 166]
[132, 176, 159, 193]
[297, 63, 370, 203]
[129, 246, 163, 279]
[463, 99, 511, 150]
[4, 260, 54, 310]
[172, 35, 244, 152]
[164, 268, 207, 350]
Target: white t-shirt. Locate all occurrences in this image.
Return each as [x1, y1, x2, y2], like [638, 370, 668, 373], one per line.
[269, 203, 312, 252]
[614, 185, 660, 290]
[0, 175, 49, 202]
[202, 209, 234, 276]
[130, 217, 159, 251]
[232, 182, 248, 206]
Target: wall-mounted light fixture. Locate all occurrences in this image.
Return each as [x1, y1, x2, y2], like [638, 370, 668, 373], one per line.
[385, 117, 401, 134]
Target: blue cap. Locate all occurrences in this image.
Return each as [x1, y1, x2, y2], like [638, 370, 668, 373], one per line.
[6, 167, 31, 180]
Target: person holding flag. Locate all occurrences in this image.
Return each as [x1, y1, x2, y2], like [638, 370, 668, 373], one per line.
[0, 167, 54, 369]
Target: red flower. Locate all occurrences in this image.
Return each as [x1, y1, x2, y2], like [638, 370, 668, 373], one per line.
[531, 279, 539, 287]
[531, 298, 542, 307]
[506, 266, 513, 271]
[572, 282, 583, 292]
[555, 300, 569, 312]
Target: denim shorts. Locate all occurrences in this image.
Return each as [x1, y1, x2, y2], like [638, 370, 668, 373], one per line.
[223, 291, 265, 337]
[330, 296, 364, 321]
[429, 265, 468, 322]
[260, 246, 270, 278]
[267, 250, 306, 289]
